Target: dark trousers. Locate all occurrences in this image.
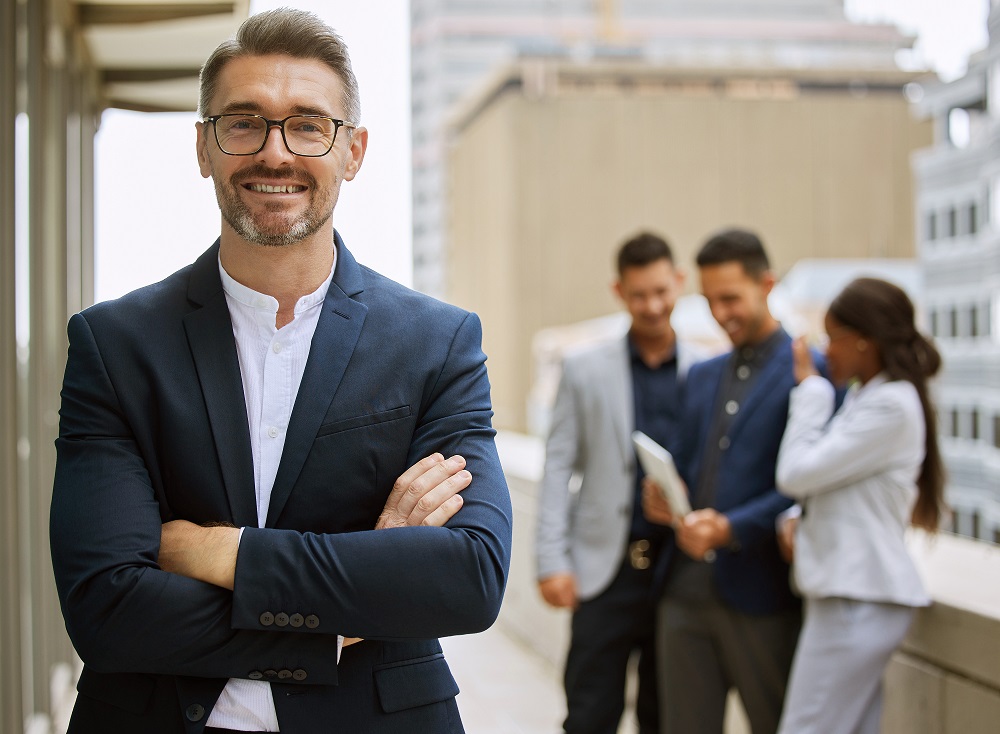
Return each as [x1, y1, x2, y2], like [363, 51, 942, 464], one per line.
[656, 595, 801, 734]
[563, 554, 660, 734]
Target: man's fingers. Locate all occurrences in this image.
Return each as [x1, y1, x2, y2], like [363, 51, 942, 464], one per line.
[377, 454, 471, 530]
[395, 455, 467, 519]
[410, 467, 471, 525]
[389, 453, 446, 505]
[420, 493, 464, 528]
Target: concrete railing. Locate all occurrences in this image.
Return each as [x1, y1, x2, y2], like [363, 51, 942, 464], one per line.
[495, 430, 1000, 734]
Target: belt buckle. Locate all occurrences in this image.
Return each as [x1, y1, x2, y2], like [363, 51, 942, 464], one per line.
[629, 539, 651, 570]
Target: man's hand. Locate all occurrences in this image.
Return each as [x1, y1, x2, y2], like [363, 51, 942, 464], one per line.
[675, 509, 732, 561]
[159, 520, 239, 590]
[376, 453, 471, 529]
[538, 573, 578, 609]
[642, 477, 677, 527]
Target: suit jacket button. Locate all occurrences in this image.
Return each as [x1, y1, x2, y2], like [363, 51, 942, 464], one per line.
[275, 612, 289, 627]
[292, 669, 307, 681]
[259, 612, 275, 626]
[264, 669, 278, 679]
[305, 614, 320, 629]
[248, 670, 264, 680]
[278, 669, 293, 680]
[289, 613, 304, 628]
[185, 704, 205, 721]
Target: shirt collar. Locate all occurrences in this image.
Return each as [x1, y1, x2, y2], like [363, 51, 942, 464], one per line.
[627, 332, 678, 368]
[218, 246, 337, 316]
[734, 326, 785, 366]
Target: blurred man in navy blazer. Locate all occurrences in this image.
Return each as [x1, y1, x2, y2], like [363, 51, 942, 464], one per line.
[49, 9, 512, 733]
[644, 229, 808, 734]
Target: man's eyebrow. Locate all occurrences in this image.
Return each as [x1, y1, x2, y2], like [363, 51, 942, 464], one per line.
[215, 102, 337, 118]
[290, 104, 337, 117]
[218, 101, 265, 114]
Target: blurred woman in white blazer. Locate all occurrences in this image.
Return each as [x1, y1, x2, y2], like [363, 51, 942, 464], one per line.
[775, 277, 945, 734]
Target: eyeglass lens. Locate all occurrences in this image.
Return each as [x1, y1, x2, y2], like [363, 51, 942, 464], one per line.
[214, 115, 338, 156]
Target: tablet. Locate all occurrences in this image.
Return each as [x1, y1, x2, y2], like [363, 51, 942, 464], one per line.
[631, 430, 691, 519]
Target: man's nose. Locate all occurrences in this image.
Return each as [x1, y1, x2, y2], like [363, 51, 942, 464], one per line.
[254, 123, 295, 164]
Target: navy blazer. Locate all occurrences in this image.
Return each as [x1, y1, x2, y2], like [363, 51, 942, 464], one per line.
[656, 329, 811, 616]
[50, 234, 513, 733]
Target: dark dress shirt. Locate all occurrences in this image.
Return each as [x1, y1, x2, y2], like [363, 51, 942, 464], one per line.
[628, 335, 681, 543]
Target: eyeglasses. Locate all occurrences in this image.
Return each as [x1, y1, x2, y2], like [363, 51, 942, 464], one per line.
[203, 114, 356, 157]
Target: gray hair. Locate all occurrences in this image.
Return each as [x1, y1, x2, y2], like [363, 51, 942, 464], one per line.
[198, 7, 360, 124]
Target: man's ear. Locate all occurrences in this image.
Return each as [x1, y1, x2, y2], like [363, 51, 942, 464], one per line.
[342, 126, 368, 181]
[612, 279, 624, 304]
[759, 270, 776, 296]
[195, 122, 212, 179]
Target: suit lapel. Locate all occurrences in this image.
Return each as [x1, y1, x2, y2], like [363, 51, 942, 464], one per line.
[265, 235, 369, 527]
[605, 337, 634, 467]
[182, 242, 258, 528]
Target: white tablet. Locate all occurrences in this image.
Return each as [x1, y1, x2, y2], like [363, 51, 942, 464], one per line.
[632, 430, 692, 519]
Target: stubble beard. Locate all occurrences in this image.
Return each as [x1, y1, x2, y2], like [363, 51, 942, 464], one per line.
[214, 164, 335, 248]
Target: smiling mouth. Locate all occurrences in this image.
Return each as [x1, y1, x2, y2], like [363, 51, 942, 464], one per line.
[245, 183, 307, 194]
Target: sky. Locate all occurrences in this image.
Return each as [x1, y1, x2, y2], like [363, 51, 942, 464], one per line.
[93, 0, 990, 302]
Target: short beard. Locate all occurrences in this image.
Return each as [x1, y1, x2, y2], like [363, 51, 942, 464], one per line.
[214, 164, 333, 247]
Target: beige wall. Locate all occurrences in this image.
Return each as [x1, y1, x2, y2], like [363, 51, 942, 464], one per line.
[448, 72, 932, 431]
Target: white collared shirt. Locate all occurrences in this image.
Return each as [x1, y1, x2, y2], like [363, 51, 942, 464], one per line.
[206, 249, 335, 732]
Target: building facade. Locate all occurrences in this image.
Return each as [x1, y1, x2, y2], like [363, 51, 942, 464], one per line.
[411, 0, 917, 296]
[445, 58, 931, 432]
[913, 0, 1000, 544]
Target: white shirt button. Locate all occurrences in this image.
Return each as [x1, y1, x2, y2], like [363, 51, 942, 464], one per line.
[725, 400, 739, 415]
[719, 436, 731, 450]
[272, 342, 283, 354]
[268, 426, 279, 438]
[737, 365, 751, 380]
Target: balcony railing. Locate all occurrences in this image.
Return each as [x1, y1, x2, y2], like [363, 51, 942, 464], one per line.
[495, 430, 1000, 734]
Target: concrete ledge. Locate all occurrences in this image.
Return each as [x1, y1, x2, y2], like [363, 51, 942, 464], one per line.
[496, 430, 1000, 733]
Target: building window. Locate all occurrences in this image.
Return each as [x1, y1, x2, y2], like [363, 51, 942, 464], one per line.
[951, 408, 961, 438]
[969, 202, 978, 235]
[971, 409, 980, 441]
[927, 211, 937, 241]
[950, 307, 959, 337]
[929, 309, 939, 337]
[947, 207, 957, 237]
[994, 414, 1000, 449]
[971, 305, 980, 337]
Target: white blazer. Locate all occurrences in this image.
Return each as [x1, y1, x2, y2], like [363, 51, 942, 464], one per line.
[535, 334, 703, 601]
[776, 373, 930, 607]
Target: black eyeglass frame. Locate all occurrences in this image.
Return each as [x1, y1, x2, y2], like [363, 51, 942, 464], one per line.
[203, 114, 357, 157]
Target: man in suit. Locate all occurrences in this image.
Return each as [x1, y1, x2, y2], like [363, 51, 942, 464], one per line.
[536, 232, 702, 734]
[49, 9, 512, 733]
[644, 228, 805, 734]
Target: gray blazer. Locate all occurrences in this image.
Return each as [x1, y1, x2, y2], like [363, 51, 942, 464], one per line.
[535, 334, 702, 601]
[776, 374, 931, 607]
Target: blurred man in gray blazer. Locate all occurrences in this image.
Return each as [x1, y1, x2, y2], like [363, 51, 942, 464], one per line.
[535, 233, 703, 734]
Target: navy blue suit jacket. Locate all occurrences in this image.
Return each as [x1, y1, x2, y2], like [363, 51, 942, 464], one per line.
[50, 234, 513, 733]
[656, 329, 815, 616]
